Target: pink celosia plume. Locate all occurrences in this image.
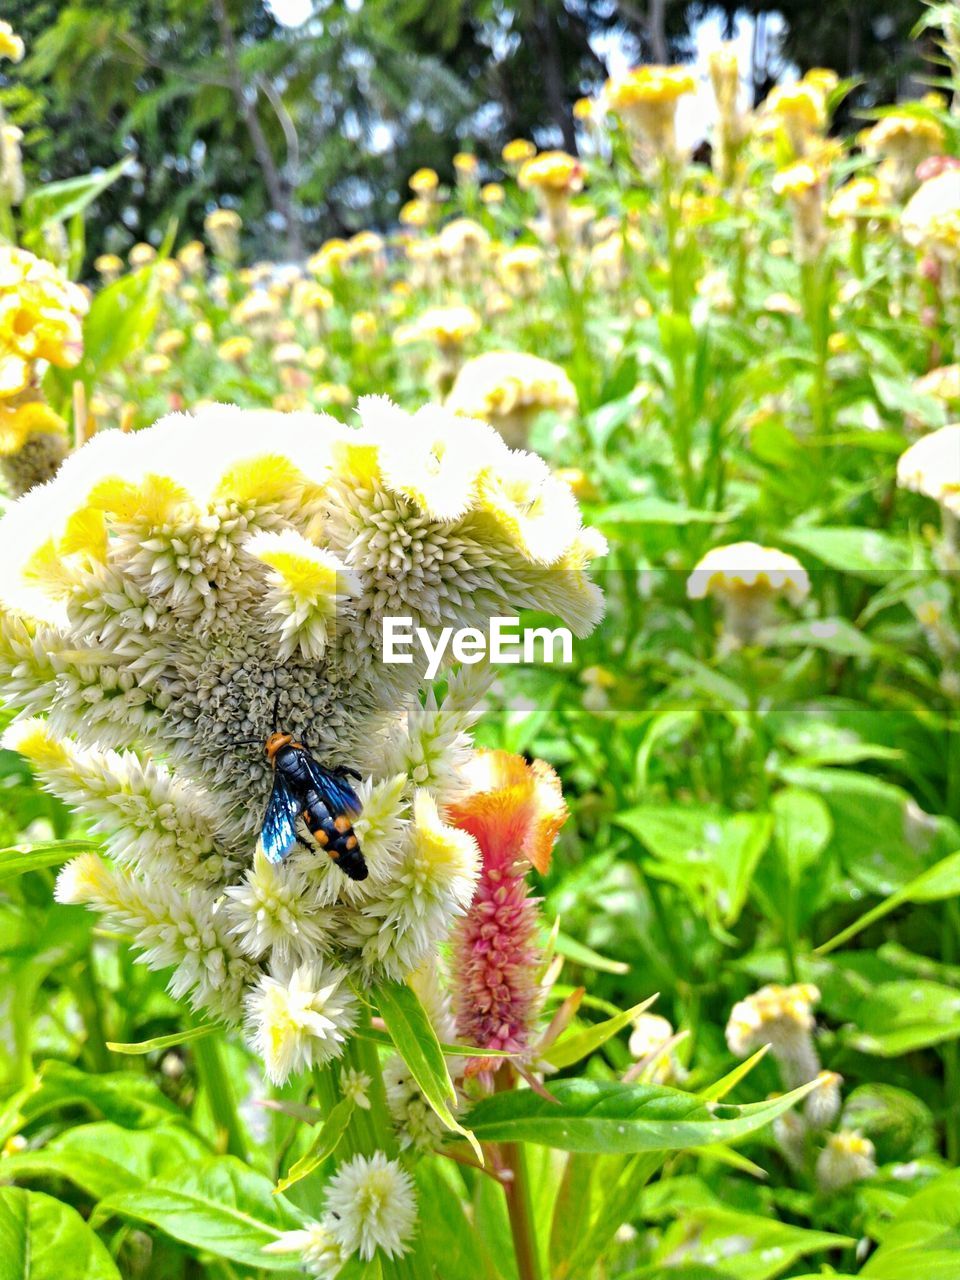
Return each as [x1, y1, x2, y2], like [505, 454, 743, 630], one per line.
[448, 750, 567, 1069]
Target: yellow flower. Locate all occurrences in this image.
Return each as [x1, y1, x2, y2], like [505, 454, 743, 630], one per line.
[481, 182, 505, 205]
[205, 208, 242, 260]
[518, 151, 583, 196]
[351, 311, 377, 342]
[0, 399, 67, 456]
[291, 280, 333, 315]
[348, 230, 385, 260]
[403, 305, 481, 350]
[217, 335, 253, 363]
[399, 199, 432, 228]
[143, 353, 171, 377]
[156, 328, 186, 356]
[0, 247, 87, 398]
[409, 167, 439, 196]
[453, 152, 478, 179]
[446, 351, 578, 448]
[128, 243, 156, 269]
[501, 138, 536, 165]
[573, 97, 595, 122]
[0, 22, 25, 63]
[605, 65, 695, 158]
[772, 161, 820, 198]
[827, 176, 884, 222]
[308, 238, 351, 275]
[177, 240, 206, 273]
[94, 253, 123, 282]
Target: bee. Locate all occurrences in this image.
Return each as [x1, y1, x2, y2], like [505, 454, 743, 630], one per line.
[260, 727, 368, 881]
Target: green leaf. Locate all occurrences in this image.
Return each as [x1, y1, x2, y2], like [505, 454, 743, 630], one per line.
[596, 497, 731, 526]
[352, 1023, 511, 1058]
[841, 980, 960, 1056]
[544, 994, 658, 1070]
[21, 157, 134, 230]
[1, 1123, 210, 1201]
[464, 1077, 821, 1153]
[375, 981, 481, 1159]
[0, 1186, 121, 1280]
[763, 617, 876, 658]
[643, 1207, 853, 1280]
[551, 930, 629, 975]
[863, 1169, 960, 1278]
[699, 1046, 771, 1103]
[560, 1153, 663, 1279]
[819, 850, 960, 953]
[274, 1097, 354, 1193]
[783, 526, 912, 580]
[23, 1061, 183, 1130]
[91, 1156, 305, 1270]
[106, 1024, 217, 1055]
[0, 841, 99, 883]
[772, 789, 833, 885]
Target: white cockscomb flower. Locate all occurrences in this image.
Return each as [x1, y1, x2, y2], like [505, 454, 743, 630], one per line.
[805, 1069, 843, 1130]
[897, 424, 960, 515]
[245, 960, 358, 1084]
[224, 848, 336, 965]
[339, 1066, 372, 1109]
[815, 1130, 878, 1192]
[262, 1223, 345, 1277]
[687, 542, 810, 646]
[628, 1012, 684, 1084]
[726, 983, 822, 1089]
[446, 352, 579, 449]
[384, 1052, 450, 1151]
[323, 1151, 417, 1261]
[902, 169, 960, 261]
[0, 401, 604, 1080]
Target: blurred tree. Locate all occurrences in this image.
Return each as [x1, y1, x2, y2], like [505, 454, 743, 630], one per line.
[0, 0, 938, 266]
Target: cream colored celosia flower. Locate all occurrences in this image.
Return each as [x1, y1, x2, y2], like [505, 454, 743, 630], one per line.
[628, 1012, 683, 1084]
[94, 253, 124, 282]
[863, 113, 945, 200]
[828, 176, 884, 223]
[498, 244, 544, 294]
[263, 1223, 345, 1278]
[218, 335, 253, 363]
[0, 124, 25, 205]
[519, 152, 584, 242]
[0, 400, 604, 1077]
[815, 1130, 877, 1191]
[129, 242, 156, 269]
[340, 1066, 372, 1109]
[604, 64, 696, 160]
[401, 304, 480, 350]
[245, 960, 358, 1083]
[308, 238, 352, 276]
[761, 80, 826, 156]
[438, 218, 490, 283]
[902, 170, 960, 260]
[726, 983, 822, 1088]
[687, 542, 810, 605]
[446, 351, 578, 448]
[324, 1151, 417, 1261]
[896, 424, 960, 514]
[205, 207, 242, 260]
[772, 162, 825, 261]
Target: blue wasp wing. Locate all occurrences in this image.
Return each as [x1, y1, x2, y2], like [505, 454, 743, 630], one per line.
[260, 772, 301, 863]
[300, 754, 363, 817]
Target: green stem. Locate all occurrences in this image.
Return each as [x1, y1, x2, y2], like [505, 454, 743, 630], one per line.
[193, 1034, 247, 1160]
[75, 951, 113, 1075]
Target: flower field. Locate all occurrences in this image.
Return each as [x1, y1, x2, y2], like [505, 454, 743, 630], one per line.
[3, 9, 960, 1280]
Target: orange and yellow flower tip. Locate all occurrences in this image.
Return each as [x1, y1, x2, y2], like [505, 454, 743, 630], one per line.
[408, 167, 439, 196]
[448, 750, 567, 876]
[0, 23, 25, 63]
[502, 138, 536, 165]
[518, 150, 584, 196]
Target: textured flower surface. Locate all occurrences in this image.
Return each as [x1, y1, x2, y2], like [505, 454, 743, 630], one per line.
[449, 749, 567, 1067]
[726, 982, 822, 1088]
[687, 542, 811, 605]
[897, 424, 960, 513]
[324, 1151, 417, 1260]
[446, 351, 578, 448]
[0, 399, 604, 1078]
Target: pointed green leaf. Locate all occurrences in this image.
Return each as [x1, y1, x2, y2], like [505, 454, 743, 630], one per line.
[106, 1024, 217, 1055]
[544, 995, 658, 1070]
[375, 980, 481, 1159]
[819, 849, 960, 954]
[0, 841, 99, 883]
[0, 1186, 121, 1279]
[274, 1097, 354, 1193]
